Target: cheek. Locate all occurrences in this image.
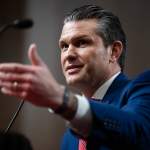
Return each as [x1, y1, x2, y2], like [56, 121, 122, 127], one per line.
[60, 54, 65, 74]
[80, 49, 96, 63]
[79, 51, 96, 75]
[82, 52, 98, 75]
[85, 50, 105, 72]
[60, 53, 64, 66]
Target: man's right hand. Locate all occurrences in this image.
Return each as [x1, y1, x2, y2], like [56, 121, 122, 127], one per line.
[0, 44, 65, 110]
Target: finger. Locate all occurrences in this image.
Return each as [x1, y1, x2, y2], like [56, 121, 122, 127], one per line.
[28, 43, 47, 67]
[0, 81, 13, 89]
[0, 72, 34, 83]
[0, 81, 20, 91]
[1, 87, 17, 95]
[0, 80, 33, 92]
[1, 87, 27, 99]
[0, 63, 33, 73]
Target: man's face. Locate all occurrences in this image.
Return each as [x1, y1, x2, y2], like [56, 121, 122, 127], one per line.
[59, 19, 113, 89]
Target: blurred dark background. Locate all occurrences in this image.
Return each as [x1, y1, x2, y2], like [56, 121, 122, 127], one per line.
[0, 0, 149, 150]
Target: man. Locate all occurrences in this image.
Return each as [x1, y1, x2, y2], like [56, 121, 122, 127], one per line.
[0, 4, 150, 150]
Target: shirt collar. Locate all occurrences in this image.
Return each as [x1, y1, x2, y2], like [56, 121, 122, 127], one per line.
[92, 72, 121, 100]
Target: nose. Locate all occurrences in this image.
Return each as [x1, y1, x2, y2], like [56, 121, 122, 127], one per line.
[65, 45, 77, 62]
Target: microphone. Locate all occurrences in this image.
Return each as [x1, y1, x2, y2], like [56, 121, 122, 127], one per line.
[12, 19, 33, 29]
[0, 19, 33, 33]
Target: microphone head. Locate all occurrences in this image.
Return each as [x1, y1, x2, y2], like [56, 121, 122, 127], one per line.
[12, 19, 33, 29]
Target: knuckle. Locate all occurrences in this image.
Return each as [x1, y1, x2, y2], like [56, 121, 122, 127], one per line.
[5, 73, 11, 78]
[6, 73, 17, 80]
[25, 74, 33, 83]
[13, 65, 20, 72]
[24, 83, 32, 92]
[21, 91, 28, 99]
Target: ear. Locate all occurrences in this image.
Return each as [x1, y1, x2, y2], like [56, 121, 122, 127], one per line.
[109, 41, 123, 63]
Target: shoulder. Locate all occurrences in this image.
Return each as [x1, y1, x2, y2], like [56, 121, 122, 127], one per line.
[125, 70, 150, 99]
[128, 70, 150, 88]
[132, 70, 150, 83]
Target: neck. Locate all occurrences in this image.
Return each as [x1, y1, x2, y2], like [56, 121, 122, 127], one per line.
[82, 70, 121, 98]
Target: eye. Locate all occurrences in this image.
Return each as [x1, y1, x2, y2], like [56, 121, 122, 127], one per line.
[75, 39, 90, 48]
[60, 42, 69, 51]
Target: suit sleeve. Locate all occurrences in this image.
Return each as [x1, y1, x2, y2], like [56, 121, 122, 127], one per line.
[88, 71, 150, 149]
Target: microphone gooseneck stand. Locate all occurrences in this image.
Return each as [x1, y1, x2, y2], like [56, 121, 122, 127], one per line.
[0, 18, 33, 133]
[4, 100, 25, 133]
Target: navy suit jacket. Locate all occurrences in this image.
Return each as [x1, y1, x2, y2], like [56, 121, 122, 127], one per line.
[61, 70, 150, 150]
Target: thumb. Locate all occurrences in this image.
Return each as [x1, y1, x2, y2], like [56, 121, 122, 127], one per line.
[28, 43, 46, 67]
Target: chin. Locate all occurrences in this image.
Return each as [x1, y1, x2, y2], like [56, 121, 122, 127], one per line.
[66, 76, 83, 88]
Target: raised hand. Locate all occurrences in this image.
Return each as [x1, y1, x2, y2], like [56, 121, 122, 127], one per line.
[0, 44, 64, 110]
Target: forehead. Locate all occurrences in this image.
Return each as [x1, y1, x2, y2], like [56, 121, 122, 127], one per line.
[59, 19, 98, 41]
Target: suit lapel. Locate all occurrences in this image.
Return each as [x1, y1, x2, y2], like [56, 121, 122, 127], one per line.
[102, 73, 129, 106]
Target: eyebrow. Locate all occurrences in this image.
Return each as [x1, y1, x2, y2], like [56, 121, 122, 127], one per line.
[59, 35, 91, 44]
